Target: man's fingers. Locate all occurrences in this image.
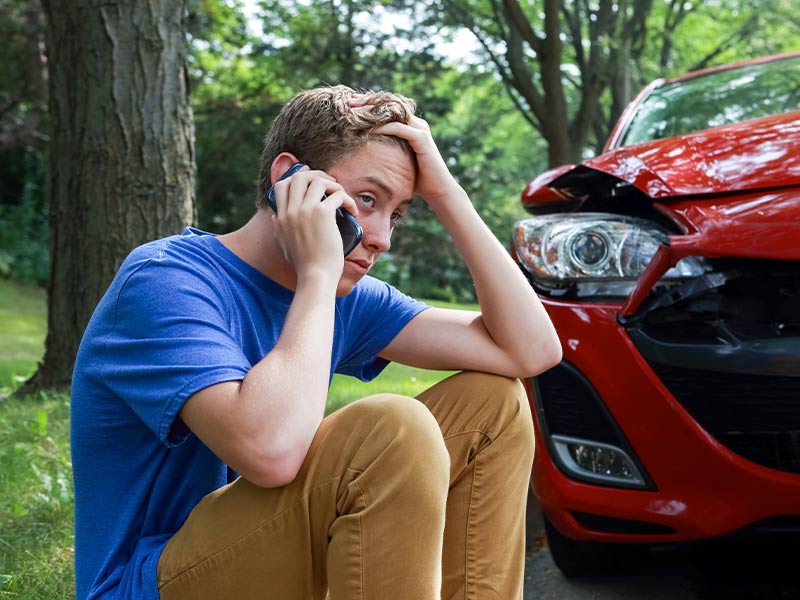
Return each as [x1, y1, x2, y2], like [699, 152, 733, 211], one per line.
[276, 171, 337, 208]
[347, 94, 369, 106]
[287, 177, 330, 215]
[278, 172, 359, 223]
[371, 121, 426, 144]
[325, 189, 359, 218]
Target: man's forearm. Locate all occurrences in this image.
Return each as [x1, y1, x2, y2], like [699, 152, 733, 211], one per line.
[431, 187, 562, 375]
[239, 272, 338, 475]
[182, 271, 339, 489]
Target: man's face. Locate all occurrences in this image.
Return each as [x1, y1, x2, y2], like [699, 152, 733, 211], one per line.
[326, 140, 415, 296]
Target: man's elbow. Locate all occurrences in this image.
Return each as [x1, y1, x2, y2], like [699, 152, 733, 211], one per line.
[518, 334, 562, 378]
[239, 439, 310, 489]
[244, 458, 300, 488]
[541, 338, 563, 372]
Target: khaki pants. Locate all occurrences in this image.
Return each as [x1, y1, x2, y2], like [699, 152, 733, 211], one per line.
[157, 371, 534, 599]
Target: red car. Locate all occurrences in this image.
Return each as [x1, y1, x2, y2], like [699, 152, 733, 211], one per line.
[512, 52, 800, 576]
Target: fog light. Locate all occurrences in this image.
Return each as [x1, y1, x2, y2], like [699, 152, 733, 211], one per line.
[551, 434, 646, 487]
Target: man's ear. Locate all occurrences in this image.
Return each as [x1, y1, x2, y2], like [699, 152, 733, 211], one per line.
[270, 152, 301, 185]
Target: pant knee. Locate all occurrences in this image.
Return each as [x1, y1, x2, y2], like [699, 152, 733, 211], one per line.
[429, 371, 534, 460]
[448, 371, 525, 402]
[347, 394, 450, 491]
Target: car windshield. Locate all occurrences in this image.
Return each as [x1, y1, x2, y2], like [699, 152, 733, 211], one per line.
[620, 55, 800, 147]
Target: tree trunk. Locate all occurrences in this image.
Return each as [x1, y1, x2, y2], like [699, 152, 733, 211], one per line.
[22, 0, 195, 393]
[539, 0, 571, 167]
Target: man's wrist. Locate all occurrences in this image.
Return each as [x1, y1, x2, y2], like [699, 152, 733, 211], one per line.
[295, 265, 341, 293]
[423, 180, 470, 211]
[427, 184, 470, 216]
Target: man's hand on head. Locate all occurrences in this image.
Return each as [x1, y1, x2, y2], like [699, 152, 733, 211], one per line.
[347, 95, 462, 210]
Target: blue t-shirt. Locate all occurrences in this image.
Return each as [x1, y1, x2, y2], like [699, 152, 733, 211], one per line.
[70, 227, 428, 600]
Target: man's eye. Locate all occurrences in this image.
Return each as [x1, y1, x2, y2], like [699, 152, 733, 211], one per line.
[390, 212, 405, 225]
[358, 195, 375, 207]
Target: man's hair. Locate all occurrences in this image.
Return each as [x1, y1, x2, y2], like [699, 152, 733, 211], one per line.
[256, 85, 417, 209]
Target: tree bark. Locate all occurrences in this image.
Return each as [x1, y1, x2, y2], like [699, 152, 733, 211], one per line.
[22, 0, 195, 393]
[539, 0, 571, 166]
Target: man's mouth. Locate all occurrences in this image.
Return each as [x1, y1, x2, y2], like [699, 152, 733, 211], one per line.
[345, 257, 372, 273]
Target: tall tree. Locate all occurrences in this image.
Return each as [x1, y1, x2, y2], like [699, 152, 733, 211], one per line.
[429, 0, 800, 165]
[22, 0, 196, 392]
[432, 0, 656, 165]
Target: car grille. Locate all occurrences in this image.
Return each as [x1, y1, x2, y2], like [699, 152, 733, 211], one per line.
[629, 258, 800, 475]
[534, 361, 621, 445]
[646, 363, 800, 474]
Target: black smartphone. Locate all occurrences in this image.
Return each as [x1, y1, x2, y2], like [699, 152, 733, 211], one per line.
[267, 162, 363, 256]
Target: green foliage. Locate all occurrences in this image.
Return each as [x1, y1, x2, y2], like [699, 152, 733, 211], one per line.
[188, 0, 286, 232]
[0, 0, 49, 289]
[645, 0, 800, 77]
[0, 148, 49, 286]
[0, 0, 48, 153]
[0, 0, 30, 91]
[4, 0, 799, 300]
[0, 1, 49, 283]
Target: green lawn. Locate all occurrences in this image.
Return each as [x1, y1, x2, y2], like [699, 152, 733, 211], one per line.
[0, 392, 74, 599]
[0, 279, 46, 390]
[0, 280, 73, 598]
[0, 279, 473, 598]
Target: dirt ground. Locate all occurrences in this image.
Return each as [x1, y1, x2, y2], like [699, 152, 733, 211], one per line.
[522, 495, 800, 599]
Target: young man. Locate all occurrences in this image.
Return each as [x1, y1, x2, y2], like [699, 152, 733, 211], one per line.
[71, 85, 561, 600]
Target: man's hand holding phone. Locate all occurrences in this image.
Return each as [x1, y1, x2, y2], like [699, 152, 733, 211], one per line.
[268, 162, 363, 256]
[267, 162, 362, 281]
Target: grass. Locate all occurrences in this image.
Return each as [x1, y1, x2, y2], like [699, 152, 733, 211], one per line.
[0, 279, 46, 389]
[0, 280, 73, 598]
[328, 363, 454, 413]
[0, 279, 474, 598]
[326, 298, 477, 413]
[0, 393, 74, 599]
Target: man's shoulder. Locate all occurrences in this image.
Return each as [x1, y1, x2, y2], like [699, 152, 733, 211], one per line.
[340, 275, 427, 320]
[125, 227, 209, 261]
[97, 228, 234, 326]
[119, 228, 222, 281]
[341, 275, 394, 307]
[350, 275, 420, 304]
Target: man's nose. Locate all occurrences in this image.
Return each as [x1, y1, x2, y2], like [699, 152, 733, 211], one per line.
[361, 217, 392, 253]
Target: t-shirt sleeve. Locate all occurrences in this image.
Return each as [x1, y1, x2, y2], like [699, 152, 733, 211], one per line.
[98, 246, 251, 447]
[335, 277, 429, 381]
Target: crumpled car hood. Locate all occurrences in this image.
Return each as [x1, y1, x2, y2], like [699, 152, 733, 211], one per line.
[550, 110, 800, 200]
[521, 111, 800, 262]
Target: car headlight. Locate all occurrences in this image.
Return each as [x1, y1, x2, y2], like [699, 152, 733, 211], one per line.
[513, 212, 706, 298]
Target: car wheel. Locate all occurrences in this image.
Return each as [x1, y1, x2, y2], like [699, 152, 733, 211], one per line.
[543, 514, 649, 578]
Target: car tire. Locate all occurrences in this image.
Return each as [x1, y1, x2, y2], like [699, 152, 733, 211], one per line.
[543, 513, 649, 578]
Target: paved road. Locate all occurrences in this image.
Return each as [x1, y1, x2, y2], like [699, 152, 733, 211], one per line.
[523, 497, 800, 599]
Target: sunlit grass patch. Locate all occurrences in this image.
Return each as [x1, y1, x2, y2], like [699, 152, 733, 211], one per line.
[325, 298, 478, 413]
[327, 363, 455, 414]
[0, 279, 46, 392]
[0, 392, 74, 600]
